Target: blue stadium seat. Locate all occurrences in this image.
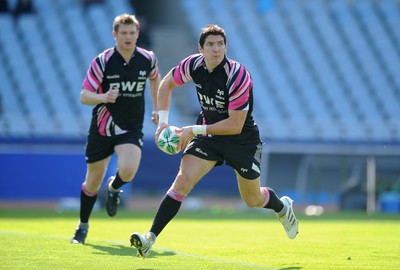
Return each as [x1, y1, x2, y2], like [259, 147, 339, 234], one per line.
[1, 0, 399, 142]
[179, 0, 400, 143]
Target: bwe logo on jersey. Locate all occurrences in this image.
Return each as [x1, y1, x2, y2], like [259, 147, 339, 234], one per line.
[109, 81, 145, 92]
[198, 92, 225, 108]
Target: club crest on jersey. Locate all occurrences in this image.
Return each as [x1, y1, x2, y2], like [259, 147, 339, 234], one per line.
[216, 89, 224, 100]
[138, 70, 147, 80]
[194, 83, 202, 89]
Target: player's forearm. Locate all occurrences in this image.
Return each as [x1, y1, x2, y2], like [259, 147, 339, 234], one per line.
[157, 71, 175, 111]
[80, 89, 110, 105]
[205, 120, 243, 135]
[148, 75, 161, 112]
[206, 111, 247, 135]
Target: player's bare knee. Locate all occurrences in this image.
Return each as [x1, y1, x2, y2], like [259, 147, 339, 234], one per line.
[83, 182, 100, 194]
[118, 168, 137, 182]
[173, 174, 195, 196]
[173, 182, 193, 196]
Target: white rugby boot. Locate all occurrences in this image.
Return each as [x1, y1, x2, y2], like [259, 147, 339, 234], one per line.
[278, 196, 299, 239]
[130, 232, 155, 258]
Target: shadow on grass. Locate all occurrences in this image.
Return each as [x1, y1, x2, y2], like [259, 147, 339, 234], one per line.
[279, 267, 302, 270]
[86, 243, 176, 258]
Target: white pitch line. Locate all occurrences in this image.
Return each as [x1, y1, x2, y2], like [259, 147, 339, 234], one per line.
[0, 231, 275, 270]
[155, 246, 275, 270]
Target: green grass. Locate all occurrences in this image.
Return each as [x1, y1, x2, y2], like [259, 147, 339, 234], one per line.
[0, 209, 399, 270]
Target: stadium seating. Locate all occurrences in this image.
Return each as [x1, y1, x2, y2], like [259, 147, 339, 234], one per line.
[0, 0, 399, 144]
[0, 0, 135, 138]
[180, 0, 400, 143]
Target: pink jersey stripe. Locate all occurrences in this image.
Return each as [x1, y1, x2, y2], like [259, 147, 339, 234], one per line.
[173, 54, 201, 85]
[228, 66, 252, 110]
[81, 48, 115, 92]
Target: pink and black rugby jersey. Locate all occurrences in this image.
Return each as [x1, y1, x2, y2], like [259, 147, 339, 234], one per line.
[82, 47, 159, 137]
[172, 54, 260, 143]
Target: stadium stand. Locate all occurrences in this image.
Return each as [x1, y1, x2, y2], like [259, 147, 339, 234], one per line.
[0, 0, 399, 144]
[0, 0, 137, 138]
[180, 0, 400, 143]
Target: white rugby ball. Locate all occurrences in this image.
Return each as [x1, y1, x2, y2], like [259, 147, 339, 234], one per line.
[157, 126, 181, 155]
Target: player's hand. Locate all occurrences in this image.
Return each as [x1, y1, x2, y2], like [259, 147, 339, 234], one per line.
[155, 123, 168, 144]
[176, 126, 195, 150]
[104, 89, 119, 103]
[151, 111, 159, 125]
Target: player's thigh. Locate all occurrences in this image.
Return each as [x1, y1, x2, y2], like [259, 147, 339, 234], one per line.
[114, 143, 142, 178]
[236, 172, 261, 198]
[171, 154, 216, 194]
[236, 173, 263, 207]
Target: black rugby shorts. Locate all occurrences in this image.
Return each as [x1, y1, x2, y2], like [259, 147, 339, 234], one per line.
[184, 136, 262, 180]
[85, 130, 143, 163]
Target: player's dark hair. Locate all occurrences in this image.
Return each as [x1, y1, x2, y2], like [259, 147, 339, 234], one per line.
[198, 24, 227, 48]
[113, 14, 139, 32]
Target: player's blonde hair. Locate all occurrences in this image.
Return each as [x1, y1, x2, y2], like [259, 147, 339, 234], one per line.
[113, 14, 140, 32]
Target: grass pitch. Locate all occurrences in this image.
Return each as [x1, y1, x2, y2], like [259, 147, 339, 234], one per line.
[0, 208, 399, 270]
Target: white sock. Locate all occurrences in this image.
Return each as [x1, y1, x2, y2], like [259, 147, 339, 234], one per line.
[108, 179, 119, 193]
[78, 222, 89, 230]
[147, 232, 156, 243]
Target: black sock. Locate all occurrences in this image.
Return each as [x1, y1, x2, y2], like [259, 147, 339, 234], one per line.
[111, 171, 127, 190]
[80, 190, 97, 223]
[263, 187, 284, 212]
[150, 195, 182, 236]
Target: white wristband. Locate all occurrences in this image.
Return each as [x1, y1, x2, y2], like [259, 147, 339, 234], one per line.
[158, 110, 169, 124]
[192, 125, 207, 135]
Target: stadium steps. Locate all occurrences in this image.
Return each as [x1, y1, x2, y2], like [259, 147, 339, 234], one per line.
[85, 3, 115, 50]
[328, 2, 385, 136]
[350, 2, 392, 122]
[0, 13, 45, 137]
[305, 0, 373, 139]
[280, 1, 340, 122]
[304, 0, 365, 125]
[284, 1, 364, 138]
[179, 0, 400, 142]
[354, 1, 400, 123]
[224, 0, 275, 124]
[335, 2, 395, 129]
[256, 3, 319, 135]
[56, 2, 88, 80]
[378, 1, 400, 94]
[205, 0, 298, 136]
[229, 0, 289, 125]
[33, 1, 85, 137]
[0, 15, 33, 137]
[16, 15, 63, 136]
[0, 15, 30, 118]
[80, 6, 105, 54]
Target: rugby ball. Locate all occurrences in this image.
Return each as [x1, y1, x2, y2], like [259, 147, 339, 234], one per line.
[157, 126, 181, 155]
